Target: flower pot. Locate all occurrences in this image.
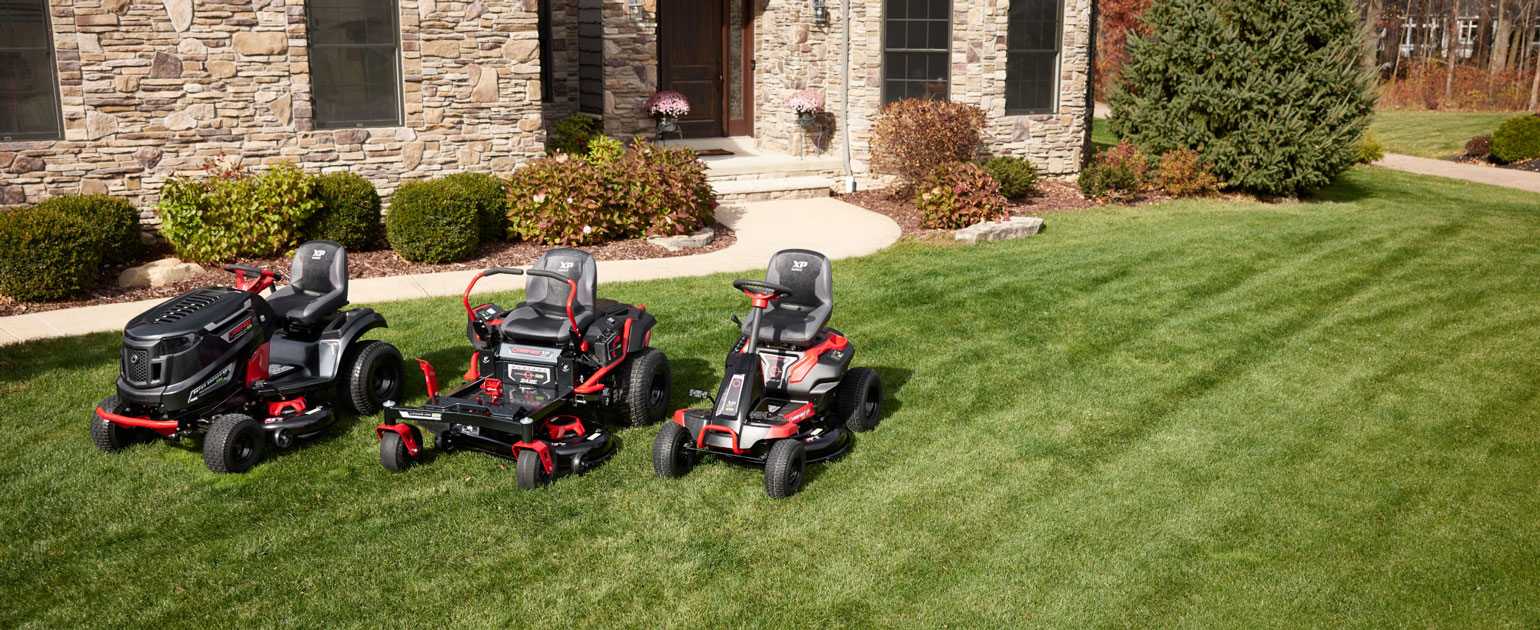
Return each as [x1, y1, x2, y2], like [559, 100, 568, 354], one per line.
[656, 117, 679, 133]
[797, 111, 818, 128]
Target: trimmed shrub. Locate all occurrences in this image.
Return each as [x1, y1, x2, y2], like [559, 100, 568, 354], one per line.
[547, 114, 601, 156]
[442, 172, 509, 242]
[1355, 130, 1386, 165]
[1156, 148, 1223, 197]
[1490, 115, 1540, 164]
[913, 162, 1009, 230]
[301, 172, 382, 251]
[1079, 141, 1151, 201]
[0, 205, 100, 301]
[507, 140, 716, 246]
[386, 179, 481, 263]
[585, 135, 625, 166]
[33, 194, 142, 266]
[982, 156, 1041, 199]
[158, 161, 318, 263]
[871, 98, 986, 194]
[1465, 134, 1493, 159]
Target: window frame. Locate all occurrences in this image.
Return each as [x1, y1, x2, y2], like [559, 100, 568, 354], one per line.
[306, 0, 405, 130]
[1004, 0, 1063, 117]
[0, 0, 64, 142]
[880, 0, 953, 105]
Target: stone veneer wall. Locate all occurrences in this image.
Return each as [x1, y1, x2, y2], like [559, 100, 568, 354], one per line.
[0, 0, 546, 224]
[598, 0, 656, 138]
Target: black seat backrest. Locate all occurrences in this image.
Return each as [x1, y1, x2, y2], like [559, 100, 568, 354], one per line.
[289, 240, 348, 299]
[527, 248, 596, 312]
[765, 249, 831, 312]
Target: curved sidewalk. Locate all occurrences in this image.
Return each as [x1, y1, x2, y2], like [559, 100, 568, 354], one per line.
[0, 197, 901, 346]
[1374, 153, 1540, 194]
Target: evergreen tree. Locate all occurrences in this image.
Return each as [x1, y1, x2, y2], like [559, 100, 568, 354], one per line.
[1108, 0, 1376, 196]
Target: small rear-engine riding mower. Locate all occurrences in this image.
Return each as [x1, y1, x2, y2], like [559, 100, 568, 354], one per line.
[653, 249, 883, 499]
[374, 248, 672, 489]
[91, 241, 405, 473]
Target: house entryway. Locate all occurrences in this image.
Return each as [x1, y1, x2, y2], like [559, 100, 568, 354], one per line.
[658, 0, 754, 138]
[662, 137, 843, 202]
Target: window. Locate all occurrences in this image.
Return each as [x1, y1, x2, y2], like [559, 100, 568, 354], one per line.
[0, 0, 62, 141]
[538, 0, 554, 103]
[1006, 0, 1060, 115]
[308, 0, 402, 128]
[883, 0, 950, 104]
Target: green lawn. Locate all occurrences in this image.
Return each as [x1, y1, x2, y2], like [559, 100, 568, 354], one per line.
[4, 168, 1540, 628]
[1369, 110, 1524, 158]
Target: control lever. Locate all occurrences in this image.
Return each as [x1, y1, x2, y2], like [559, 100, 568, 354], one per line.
[689, 388, 716, 404]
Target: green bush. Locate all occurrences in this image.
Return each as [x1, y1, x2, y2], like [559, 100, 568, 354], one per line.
[1109, 0, 1376, 195]
[158, 161, 318, 263]
[982, 156, 1041, 199]
[913, 162, 1009, 230]
[585, 135, 625, 166]
[547, 115, 601, 156]
[441, 172, 508, 242]
[386, 179, 481, 263]
[0, 205, 100, 301]
[1490, 115, 1540, 164]
[301, 172, 381, 251]
[33, 194, 141, 266]
[871, 98, 987, 194]
[1156, 147, 1223, 197]
[1080, 141, 1151, 201]
[1355, 130, 1386, 165]
[507, 140, 717, 246]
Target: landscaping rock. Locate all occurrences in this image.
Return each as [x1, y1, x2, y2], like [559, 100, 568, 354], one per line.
[648, 226, 715, 252]
[119, 258, 204, 289]
[955, 216, 1043, 244]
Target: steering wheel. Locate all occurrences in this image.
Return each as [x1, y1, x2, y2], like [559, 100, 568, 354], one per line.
[732, 279, 794, 299]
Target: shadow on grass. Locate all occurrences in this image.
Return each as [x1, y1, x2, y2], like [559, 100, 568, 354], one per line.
[1308, 170, 1381, 203]
[0, 332, 120, 387]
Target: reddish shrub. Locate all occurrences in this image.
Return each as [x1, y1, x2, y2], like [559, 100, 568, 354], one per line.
[872, 99, 986, 195]
[913, 162, 1009, 230]
[1465, 134, 1492, 158]
[1156, 147, 1223, 197]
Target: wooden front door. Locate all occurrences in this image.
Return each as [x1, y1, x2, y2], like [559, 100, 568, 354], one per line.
[658, 0, 752, 138]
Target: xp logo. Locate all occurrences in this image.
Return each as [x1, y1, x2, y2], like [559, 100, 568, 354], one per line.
[311, 248, 327, 259]
[791, 260, 809, 271]
[558, 261, 575, 272]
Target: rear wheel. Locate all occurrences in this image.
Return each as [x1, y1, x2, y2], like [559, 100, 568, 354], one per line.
[516, 449, 550, 490]
[834, 367, 883, 432]
[652, 422, 696, 478]
[203, 413, 264, 473]
[339, 340, 404, 415]
[90, 395, 141, 453]
[764, 439, 807, 499]
[379, 431, 416, 472]
[616, 348, 671, 427]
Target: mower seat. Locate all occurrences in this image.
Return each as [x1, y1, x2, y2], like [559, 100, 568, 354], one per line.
[742, 249, 832, 346]
[500, 248, 597, 345]
[266, 241, 349, 325]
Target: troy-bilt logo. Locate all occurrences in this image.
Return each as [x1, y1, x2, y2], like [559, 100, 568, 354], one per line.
[223, 318, 253, 342]
[784, 404, 813, 422]
[791, 260, 809, 271]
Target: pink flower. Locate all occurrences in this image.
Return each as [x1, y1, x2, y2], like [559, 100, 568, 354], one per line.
[644, 91, 691, 118]
[787, 89, 825, 115]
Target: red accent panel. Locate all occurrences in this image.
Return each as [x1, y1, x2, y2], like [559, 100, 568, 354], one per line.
[573, 318, 632, 394]
[245, 342, 271, 386]
[559, 278, 580, 338]
[697, 424, 745, 454]
[786, 334, 848, 383]
[232, 269, 277, 294]
[546, 415, 587, 439]
[481, 376, 503, 402]
[782, 402, 814, 422]
[512, 440, 554, 475]
[376, 423, 421, 456]
[463, 352, 480, 381]
[672, 409, 687, 426]
[96, 407, 178, 437]
[417, 359, 439, 401]
[462, 272, 487, 321]
[267, 397, 307, 417]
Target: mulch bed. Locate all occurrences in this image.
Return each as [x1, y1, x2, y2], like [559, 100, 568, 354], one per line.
[0, 223, 736, 317]
[838, 179, 1173, 240]
[1450, 154, 1540, 173]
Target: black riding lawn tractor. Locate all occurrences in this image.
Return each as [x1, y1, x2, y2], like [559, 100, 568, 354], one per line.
[90, 241, 404, 473]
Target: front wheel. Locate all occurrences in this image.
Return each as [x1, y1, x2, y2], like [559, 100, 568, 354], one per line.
[203, 413, 264, 473]
[90, 395, 142, 453]
[615, 348, 671, 427]
[339, 340, 404, 415]
[834, 367, 883, 432]
[379, 431, 416, 472]
[515, 449, 550, 490]
[652, 422, 696, 478]
[764, 439, 807, 499]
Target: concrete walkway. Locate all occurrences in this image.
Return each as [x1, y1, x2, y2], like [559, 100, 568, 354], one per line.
[1374, 153, 1540, 194]
[0, 197, 901, 346]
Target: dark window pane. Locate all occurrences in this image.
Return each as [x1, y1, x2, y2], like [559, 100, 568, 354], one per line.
[1006, 0, 1059, 113]
[887, 0, 905, 20]
[885, 21, 905, 50]
[0, 1, 49, 48]
[309, 0, 401, 127]
[907, 22, 926, 50]
[0, 1, 60, 140]
[538, 0, 553, 103]
[883, 0, 949, 103]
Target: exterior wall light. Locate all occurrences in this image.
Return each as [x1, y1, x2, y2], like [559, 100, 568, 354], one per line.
[811, 0, 829, 25]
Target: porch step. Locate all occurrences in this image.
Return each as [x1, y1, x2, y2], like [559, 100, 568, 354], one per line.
[701, 154, 844, 181]
[711, 176, 836, 203]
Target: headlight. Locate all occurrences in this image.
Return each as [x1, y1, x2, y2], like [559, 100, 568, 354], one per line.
[158, 333, 199, 354]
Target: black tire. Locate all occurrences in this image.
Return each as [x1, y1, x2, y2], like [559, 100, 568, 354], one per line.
[203, 413, 264, 474]
[339, 340, 404, 415]
[833, 367, 883, 433]
[516, 449, 550, 490]
[379, 431, 415, 472]
[764, 439, 807, 499]
[615, 347, 671, 427]
[652, 422, 696, 478]
[90, 395, 141, 453]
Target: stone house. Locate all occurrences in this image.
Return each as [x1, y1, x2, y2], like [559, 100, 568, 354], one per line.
[0, 0, 1093, 217]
